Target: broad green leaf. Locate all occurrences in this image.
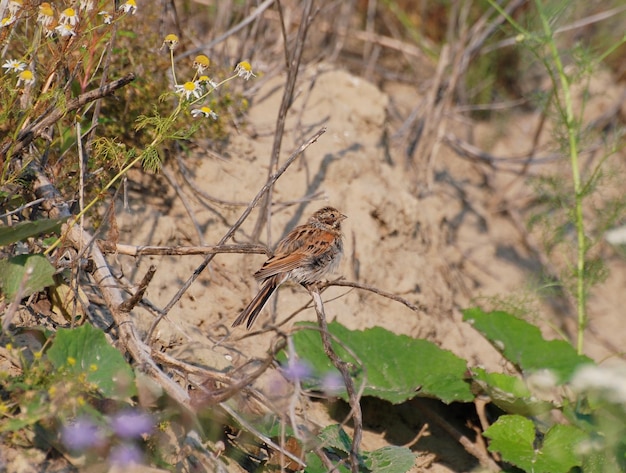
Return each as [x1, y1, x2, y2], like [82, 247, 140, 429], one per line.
[288, 322, 473, 404]
[485, 415, 586, 473]
[0, 254, 55, 300]
[47, 323, 136, 398]
[314, 426, 415, 473]
[304, 452, 350, 473]
[362, 446, 416, 473]
[318, 424, 353, 453]
[472, 367, 554, 416]
[0, 218, 67, 247]
[535, 424, 585, 472]
[463, 308, 592, 381]
[484, 415, 536, 471]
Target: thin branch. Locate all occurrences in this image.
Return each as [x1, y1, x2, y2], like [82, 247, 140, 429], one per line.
[308, 286, 362, 473]
[252, 0, 316, 242]
[326, 280, 427, 314]
[118, 265, 156, 312]
[1, 74, 136, 159]
[98, 242, 268, 257]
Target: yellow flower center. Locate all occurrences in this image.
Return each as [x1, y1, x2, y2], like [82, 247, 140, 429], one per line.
[194, 55, 210, 67]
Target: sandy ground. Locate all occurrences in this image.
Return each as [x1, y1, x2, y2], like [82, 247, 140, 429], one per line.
[112, 63, 626, 471]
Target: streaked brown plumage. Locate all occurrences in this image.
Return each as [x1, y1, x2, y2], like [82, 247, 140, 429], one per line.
[233, 206, 346, 329]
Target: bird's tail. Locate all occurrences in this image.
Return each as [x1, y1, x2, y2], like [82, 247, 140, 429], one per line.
[232, 277, 280, 329]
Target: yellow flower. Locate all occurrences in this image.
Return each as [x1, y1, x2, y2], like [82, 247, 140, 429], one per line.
[175, 81, 202, 100]
[0, 16, 16, 28]
[193, 55, 210, 73]
[67, 356, 76, 366]
[162, 33, 179, 50]
[119, 0, 137, 15]
[55, 23, 76, 37]
[234, 61, 256, 80]
[37, 3, 54, 27]
[16, 69, 34, 87]
[98, 11, 112, 24]
[59, 7, 79, 26]
[191, 106, 218, 119]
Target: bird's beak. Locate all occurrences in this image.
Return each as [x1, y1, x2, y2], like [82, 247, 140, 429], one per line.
[340, 213, 347, 220]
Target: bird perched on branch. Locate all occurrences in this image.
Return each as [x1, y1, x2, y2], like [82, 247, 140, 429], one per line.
[233, 206, 346, 329]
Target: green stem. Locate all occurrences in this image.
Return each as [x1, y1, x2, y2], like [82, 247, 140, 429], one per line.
[536, 0, 586, 354]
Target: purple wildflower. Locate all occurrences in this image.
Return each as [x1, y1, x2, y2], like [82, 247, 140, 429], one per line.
[321, 371, 345, 395]
[281, 359, 313, 383]
[109, 410, 153, 439]
[108, 444, 143, 466]
[61, 416, 105, 451]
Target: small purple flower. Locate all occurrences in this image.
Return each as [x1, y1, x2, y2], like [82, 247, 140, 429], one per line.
[281, 359, 313, 383]
[61, 417, 105, 451]
[321, 371, 345, 395]
[109, 410, 153, 439]
[108, 444, 143, 466]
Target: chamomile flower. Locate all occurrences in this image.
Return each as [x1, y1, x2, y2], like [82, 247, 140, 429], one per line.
[55, 23, 76, 37]
[37, 3, 54, 27]
[198, 75, 218, 89]
[234, 61, 256, 80]
[2, 59, 26, 74]
[190, 106, 218, 119]
[59, 7, 79, 25]
[119, 0, 137, 15]
[162, 34, 179, 50]
[0, 16, 16, 28]
[193, 55, 210, 74]
[98, 11, 112, 24]
[16, 70, 34, 87]
[7, 0, 23, 16]
[175, 81, 202, 100]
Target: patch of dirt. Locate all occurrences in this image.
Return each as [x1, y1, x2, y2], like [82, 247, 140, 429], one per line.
[108, 60, 626, 471]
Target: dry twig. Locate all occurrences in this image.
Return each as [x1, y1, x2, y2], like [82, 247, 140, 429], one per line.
[308, 286, 363, 473]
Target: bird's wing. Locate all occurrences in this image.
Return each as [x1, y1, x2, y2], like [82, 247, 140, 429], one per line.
[253, 225, 336, 280]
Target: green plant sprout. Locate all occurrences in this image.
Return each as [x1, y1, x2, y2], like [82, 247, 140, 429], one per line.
[486, 0, 626, 355]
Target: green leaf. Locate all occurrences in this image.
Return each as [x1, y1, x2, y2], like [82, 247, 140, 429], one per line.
[0, 254, 55, 300]
[47, 324, 136, 399]
[472, 367, 554, 416]
[288, 322, 473, 404]
[484, 415, 536, 471]
[315, 426, 415, 473]
[318, 424, 353, 453]
[304, 452, 350, 473]
[362, 446, 416, 473]
[0, 218, 67, 247]
[463, 308, 592, 381]
[0, 395, 48, 432]
[485, 415, 586, 473]
[536, 424, 586, 472]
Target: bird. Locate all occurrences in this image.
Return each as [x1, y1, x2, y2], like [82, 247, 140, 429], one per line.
[233, 206, 347, 329]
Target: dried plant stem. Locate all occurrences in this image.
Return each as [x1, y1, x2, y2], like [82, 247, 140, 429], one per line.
[308, 286, 362, 473]
[252, 0, 316, 242]
[98, 242, 268, 257]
